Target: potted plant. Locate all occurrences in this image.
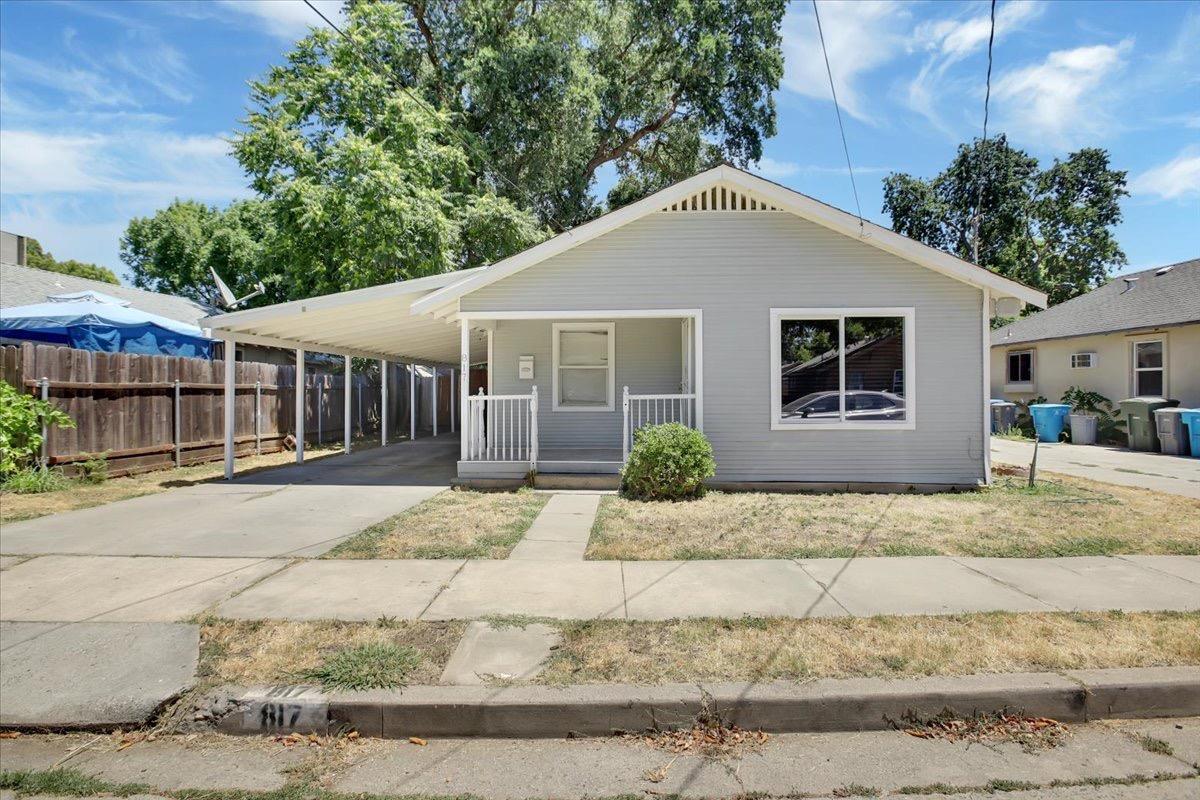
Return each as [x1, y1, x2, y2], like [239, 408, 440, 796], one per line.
[1061, 387, 1120, 446]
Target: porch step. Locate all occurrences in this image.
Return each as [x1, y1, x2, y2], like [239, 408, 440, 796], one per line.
[535, 459, 622, 475]
[533, 473, 620, 490]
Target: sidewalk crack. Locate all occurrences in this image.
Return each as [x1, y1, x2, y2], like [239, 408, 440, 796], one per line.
[417, 559, 468, 620]
[949, 557, 1061, 611]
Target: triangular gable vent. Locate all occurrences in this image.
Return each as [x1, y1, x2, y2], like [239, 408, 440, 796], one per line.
[662, 182, 780, 212]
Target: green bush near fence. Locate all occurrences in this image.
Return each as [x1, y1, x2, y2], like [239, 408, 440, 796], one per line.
[621, 422, 716, 501]
[0, 379, 74, 478]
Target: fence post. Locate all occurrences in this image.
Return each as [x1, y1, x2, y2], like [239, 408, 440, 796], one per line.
[622, 385, 630, 461]
[174, 379, 182, 468]
[254, 380, 262, 456]
[529, 385, 538, 468]
[39, 376, 49, 467]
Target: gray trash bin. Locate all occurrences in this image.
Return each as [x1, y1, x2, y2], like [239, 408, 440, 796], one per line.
[1069, 413, 1098, 445]
[1155, 408, 1191, 456]
[991, 401, 1017, 433]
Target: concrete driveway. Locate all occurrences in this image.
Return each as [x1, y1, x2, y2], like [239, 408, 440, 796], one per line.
[0, 437, 459, 558]
[991, 437, 1200, 499]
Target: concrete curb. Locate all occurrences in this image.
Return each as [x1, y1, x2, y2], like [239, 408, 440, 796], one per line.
[215, 666, 1200, 739]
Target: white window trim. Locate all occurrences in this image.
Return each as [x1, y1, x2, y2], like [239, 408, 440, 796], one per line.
[769, 307, 916, 431]
[1005, 348, 1035, 392]
[1070, 352, 1096, 369]
[1131, 338, 1167, 397]
[551, 321, 615, 412]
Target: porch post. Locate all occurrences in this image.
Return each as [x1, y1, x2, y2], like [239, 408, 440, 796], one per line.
[343, 355, 352, 454]
[460, 319, 469, 460]
[450, 369, 456, 434]
[409, 363, 416, 441]
[223, 338, 236, 480]
[432, 366, 438, 436]
[380, 359, 388, 447]
[693, 312, 704, 432]
[295, 348, 305, 463]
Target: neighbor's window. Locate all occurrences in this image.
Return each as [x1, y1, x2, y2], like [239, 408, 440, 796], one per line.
[772, 309, 912, 428]
[1007, 350, 1034, 385]
[1070, 353, 1096, 369]
[552, 322, 615, 411]
[1133, 340, 1164, 396]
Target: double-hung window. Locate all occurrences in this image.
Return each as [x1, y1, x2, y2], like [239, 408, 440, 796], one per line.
[771, 308, 915, 430]
[1132, 340, 1165, 396]
[552, 322, 615, 411]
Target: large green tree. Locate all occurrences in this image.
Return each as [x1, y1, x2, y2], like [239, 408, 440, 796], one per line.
[882, 136, 1128, 305]
[121, 199, 285, 307]
[370, 0, 786, 226]
[25, 239, 119, 284]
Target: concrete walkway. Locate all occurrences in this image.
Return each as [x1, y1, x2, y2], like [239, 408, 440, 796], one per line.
[991, 436, 1200, 498]
[507, 493, 601, 560]
[0, 437, 457, 558]
[3, 552, 1194, 624]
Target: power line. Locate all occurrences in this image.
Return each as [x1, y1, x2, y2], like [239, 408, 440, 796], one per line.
[300, 0, 568, 232]
[971, 0, 997, 265]
[811, 0, 864, 235]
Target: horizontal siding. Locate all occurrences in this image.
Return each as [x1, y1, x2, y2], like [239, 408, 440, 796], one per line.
[490, 318, 682, 449]
[465, 213, 986, 484]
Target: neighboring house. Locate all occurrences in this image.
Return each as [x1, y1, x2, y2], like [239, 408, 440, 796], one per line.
[206, 165, 1045, 488]
[1, 231, 29, 266]
[0, 261, 289, 365]
[991, 259, 1200, 408]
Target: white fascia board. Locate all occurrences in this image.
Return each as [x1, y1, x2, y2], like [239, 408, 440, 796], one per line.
[411, 164, 1047, 315]
[202, 266, 488, 329]
[409, 167, 731, 315]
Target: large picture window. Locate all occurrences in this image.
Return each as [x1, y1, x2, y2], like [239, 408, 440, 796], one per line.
[552, 322, 615, 411]
[771, 308, 914, 430]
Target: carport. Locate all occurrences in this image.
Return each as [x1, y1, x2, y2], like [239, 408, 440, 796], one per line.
[203, 269, 486, 478]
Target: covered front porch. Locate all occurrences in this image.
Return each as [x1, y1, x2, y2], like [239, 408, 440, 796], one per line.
[456, 310, 703, 480]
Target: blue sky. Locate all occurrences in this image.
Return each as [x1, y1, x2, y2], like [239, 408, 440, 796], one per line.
[1, 0, 1197, 285]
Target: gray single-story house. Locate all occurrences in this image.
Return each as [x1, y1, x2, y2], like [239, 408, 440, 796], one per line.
[206, 165, 1045, 489]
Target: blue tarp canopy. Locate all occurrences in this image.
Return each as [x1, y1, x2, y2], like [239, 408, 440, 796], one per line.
[0, 296, 214, 358]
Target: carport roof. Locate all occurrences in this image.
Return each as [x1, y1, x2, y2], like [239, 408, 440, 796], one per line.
[202, 268, 486, 366]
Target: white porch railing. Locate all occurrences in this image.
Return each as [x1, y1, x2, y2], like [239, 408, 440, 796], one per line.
[622, 386, 698, 459]
[465, 386, 538, 465]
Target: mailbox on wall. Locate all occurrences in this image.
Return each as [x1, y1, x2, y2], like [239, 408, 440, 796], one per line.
[518, 355, 534, 380]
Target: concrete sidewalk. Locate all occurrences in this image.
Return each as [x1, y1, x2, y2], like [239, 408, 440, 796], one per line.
[991, 437, 1200, 498]
[0, 438, 457, 558]
[2, 553, 1195, 624]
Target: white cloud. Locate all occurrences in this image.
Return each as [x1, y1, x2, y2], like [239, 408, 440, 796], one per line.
[0, 50, 137, 108]
[906, 1, 1044, 135]
[753, 158, 891, 180]
[1132, 148, 1200, 201]
[992, 39, 1132, 148]
[781, 1, 910, 123]
[754, 157, 801, 179]
[214, 0, 343, 40]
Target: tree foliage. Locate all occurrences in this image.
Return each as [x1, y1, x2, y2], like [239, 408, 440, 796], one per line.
[121, 199, 284, 307]
[25, 239, 119, 284]
[378, 0, 785, 226]
[882, 136, 1128, 306]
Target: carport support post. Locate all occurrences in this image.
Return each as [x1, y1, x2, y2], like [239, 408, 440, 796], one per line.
[295, 348, 305, 464]
[450, 369, 455, 434]
[432, 366, 438, 436]
[380, 359, 388, 447]
[460, 319, 469, 460]
[409, 363, 415, 442]
[223, 339, 236, 480]
[344, 355, 352, 455]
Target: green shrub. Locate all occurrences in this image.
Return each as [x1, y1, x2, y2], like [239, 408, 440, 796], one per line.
[0, 379, 75, 476]
[1061, 386, 1125, 445]
[1, 466, 72, 494]
[620, 423, 715, 501]
[77, 454, 110, 484]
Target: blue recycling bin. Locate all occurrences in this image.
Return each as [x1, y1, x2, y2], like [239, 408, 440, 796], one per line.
[1180, 409, 1200, 460]
[1029, 403, 1071, 443]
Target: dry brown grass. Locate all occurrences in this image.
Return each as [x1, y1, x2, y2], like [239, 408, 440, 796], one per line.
[198, 618, 467, 688]
[0, 442, 349, 525]
[586, 470, 1200, 560]
[540, 612, 1200, 685]
[325, 489, 548, 559]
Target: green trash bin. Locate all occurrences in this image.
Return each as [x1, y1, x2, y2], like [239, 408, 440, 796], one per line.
[1119, 397, 1179, 451]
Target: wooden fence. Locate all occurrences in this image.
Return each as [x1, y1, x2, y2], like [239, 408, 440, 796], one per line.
[1, 343, 448, 477]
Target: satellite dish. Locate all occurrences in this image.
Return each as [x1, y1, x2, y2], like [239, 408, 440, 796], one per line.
[209, 266, 266, 309]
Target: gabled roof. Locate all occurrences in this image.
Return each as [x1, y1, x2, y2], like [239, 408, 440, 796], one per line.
[411, 164, 1047, 316]
[1, 261, 214, 326]
[991, 258, 1200, 347]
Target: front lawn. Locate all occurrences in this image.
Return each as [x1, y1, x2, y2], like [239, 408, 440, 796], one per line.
[586, 470, 1200, 560]
[324, 489, 548, 559]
